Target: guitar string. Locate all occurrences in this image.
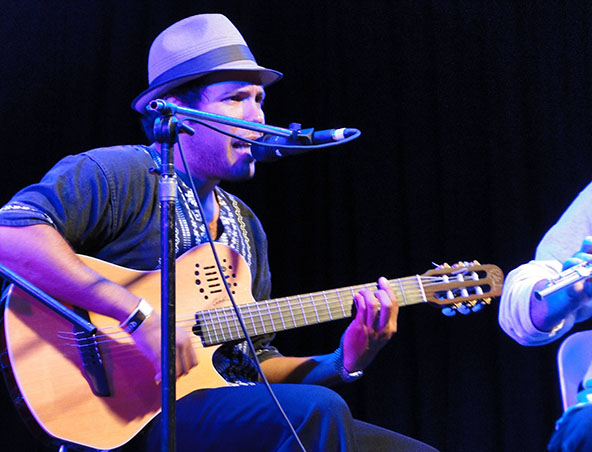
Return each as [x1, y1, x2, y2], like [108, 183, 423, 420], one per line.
[56, 273, 488, 343]
[56, 273, 474, 343]
[57, 274, 490, 358]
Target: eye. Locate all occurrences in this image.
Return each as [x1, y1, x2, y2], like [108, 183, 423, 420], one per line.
[225, 95, 243, 102]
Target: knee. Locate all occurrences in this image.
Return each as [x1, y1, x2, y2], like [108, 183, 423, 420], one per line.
[297, 385, 352, 421]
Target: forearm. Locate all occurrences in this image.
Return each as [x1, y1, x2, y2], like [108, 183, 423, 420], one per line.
[499, 260, 575, 345]
[260, 354, 343, 386]
[0, 224, 139, 322]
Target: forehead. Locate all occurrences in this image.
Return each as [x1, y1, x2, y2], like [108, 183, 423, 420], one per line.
[202, 81, 265, 97]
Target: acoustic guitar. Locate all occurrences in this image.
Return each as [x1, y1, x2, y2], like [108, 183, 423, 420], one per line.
[1, 242, 503, 450]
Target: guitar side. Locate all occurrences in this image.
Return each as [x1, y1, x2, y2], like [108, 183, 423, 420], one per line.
[2, 244, 254, 450]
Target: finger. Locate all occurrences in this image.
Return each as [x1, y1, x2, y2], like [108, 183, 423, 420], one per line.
[375, 289, 395, 331]
[581, 236, 592, 254]
[360, 291, 380, 326]
[177, 342, 196, 376]
[353, 293, 366, 323]
[563, 256, 585, 271]
[378, 276, 397, 301]
[188, 344, 199, 368]
[176, 354, 185, 377]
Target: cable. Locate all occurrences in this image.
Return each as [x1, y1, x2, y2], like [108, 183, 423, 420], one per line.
[175, 132, 309, 452]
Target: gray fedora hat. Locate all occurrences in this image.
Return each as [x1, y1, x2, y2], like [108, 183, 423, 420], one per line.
[132, 14, 283, 113]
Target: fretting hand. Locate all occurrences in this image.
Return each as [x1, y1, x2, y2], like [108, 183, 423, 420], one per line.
[341, 277, 399, 372]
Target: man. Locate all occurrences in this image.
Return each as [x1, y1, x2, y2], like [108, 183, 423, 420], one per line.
[500, 181, 592, 452]
[0, 14, 438, 452]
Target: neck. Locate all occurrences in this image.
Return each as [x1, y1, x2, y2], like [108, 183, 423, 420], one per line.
[154, 142, 220, 226]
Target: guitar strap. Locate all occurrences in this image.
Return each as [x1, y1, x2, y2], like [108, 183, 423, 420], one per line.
[141, 145, 254, 271]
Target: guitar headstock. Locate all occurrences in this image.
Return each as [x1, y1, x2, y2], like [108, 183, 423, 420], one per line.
[421, 261, 504, 316]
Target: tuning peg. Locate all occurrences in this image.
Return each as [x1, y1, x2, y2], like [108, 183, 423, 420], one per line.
[456, 303, 471, 315]
[441, 306, 457, 317]
[470, 301, 484, 313]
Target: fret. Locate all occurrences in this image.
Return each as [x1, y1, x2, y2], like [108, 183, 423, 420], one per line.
[297, 295, 309, 326]
[244, 303, 258, 336]
[258, 304, 267, 334]
[274, 299, 286, 331]
[225, 307, 237, 340]
[337, 289, 347, 318]
[415, 275, 427, 302]
[322, 290, 333, 321]
[309, 293, 321, 324]
[285, 298, 297, 328]
[213, 308, 227, 342]
[396, 278, 408, 306]
[206, 310, 219, 344]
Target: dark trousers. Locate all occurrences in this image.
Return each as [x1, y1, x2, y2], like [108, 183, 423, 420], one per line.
[143, 384, 438, 452]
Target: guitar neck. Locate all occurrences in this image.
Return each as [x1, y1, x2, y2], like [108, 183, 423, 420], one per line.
[196, 276, 426, 346]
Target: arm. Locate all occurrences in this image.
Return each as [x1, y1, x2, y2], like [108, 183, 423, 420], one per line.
[499, 239, 592, 346]
[0, 224, 197, 379]
[260, 277, 398, 385]
[500, 181, 592, 345]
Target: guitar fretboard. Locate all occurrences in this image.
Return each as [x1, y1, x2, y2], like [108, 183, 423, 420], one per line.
[195, 276, 427, 346]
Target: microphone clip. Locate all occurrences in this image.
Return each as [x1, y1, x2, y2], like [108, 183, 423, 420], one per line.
[288, 123, 314, 145]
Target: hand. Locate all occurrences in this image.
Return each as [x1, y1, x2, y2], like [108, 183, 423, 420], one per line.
[532, 237, 592, 331]
[130, 310, 198, 382]
[341, 277, 398, 372]
[548, 403, 592, 452]
[562, 236, 592, 303]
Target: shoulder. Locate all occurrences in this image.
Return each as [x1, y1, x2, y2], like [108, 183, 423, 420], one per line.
[80, 145, 155, 171]
[45, 145, 154, 179]
[536, 180, 592, 261]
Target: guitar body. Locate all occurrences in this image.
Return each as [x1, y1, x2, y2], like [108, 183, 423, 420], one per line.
[3, 243, 254, 450]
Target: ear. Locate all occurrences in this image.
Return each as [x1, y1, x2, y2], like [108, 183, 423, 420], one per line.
[163, 94, 184, 107]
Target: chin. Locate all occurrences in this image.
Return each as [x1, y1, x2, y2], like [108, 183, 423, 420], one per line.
[227, 163, 256, 182]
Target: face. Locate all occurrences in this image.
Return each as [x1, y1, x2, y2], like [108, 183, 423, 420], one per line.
[171, 80, 266, 186]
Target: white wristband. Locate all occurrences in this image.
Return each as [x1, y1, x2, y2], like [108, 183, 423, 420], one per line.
[119, 299, 153, 334]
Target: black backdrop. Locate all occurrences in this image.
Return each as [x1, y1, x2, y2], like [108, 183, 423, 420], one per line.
[2, 1, 592, 451]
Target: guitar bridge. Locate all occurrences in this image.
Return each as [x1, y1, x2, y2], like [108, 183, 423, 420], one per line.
[73, 308, 110, 397]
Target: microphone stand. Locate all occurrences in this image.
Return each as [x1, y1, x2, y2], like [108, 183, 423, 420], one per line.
[148, 99, 294, 138]
[151, 108, 194, 452]
[0, 264, 95, 334]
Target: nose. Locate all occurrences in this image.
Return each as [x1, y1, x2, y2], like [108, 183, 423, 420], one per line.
[245, 99, 265, 125]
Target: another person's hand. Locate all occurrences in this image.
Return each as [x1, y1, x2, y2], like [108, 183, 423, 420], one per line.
[561, 236, 592, 304]
[548, 403, 592, 452]
[532, 236, 592, 331]
[341, 277, 398, 372]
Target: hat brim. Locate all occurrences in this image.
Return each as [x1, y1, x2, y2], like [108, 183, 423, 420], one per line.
[132, 66, 283, 113]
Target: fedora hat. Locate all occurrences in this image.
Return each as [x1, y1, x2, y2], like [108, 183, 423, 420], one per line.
[132, 14, 283, 113]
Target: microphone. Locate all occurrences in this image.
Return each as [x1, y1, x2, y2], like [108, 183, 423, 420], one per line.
[251, 124, 359, 162]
